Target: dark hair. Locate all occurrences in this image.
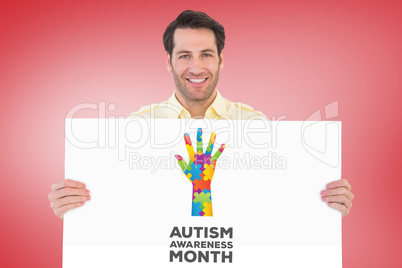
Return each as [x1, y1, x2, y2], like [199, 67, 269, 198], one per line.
[163, 10, 225, 57]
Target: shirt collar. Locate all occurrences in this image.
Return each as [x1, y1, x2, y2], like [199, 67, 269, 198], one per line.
[207, 90, 230, 119]
[165, 89, 229, 119]
[165, 91, 187, 119]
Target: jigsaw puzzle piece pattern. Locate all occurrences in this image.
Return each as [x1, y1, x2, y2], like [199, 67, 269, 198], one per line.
[193, 178, 211, 191]
[193, 192, 211, 205]
[201, 162, 215, 181]
[205, 132, 216, 156]
[196, 128, 203, 153]
[191, 192, 213, 216]
[194, 153, 211, 171]
[175, 128, 225, 217]
[184, 133, 196, 162]
[192, 202, 204, 216]
[202, 202, 213, 216]
[184, 162, 202, 182]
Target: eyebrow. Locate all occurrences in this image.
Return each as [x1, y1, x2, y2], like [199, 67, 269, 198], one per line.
[175, 49, 217, 55]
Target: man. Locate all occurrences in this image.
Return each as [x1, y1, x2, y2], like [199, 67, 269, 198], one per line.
[48, 10, 354, 219]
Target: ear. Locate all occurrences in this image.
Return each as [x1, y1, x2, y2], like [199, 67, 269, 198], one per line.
[219, 51, 224, 71]
[166, 53, 173, 73]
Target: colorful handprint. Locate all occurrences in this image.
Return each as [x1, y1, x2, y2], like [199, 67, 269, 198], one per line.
[175, 128, 225, 216]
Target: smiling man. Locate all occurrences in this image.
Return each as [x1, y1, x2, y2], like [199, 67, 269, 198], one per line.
[129, 10, 267, 120]
[169, 28, 221, 117]
[48, 10, 354, 219]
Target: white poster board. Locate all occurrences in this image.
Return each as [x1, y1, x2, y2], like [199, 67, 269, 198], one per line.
[63, 119, 342, 267]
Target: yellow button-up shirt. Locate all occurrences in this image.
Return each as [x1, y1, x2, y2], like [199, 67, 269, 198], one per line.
[129, 90, 267, 120]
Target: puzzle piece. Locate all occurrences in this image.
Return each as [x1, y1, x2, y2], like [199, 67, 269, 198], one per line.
[197, 131, 203, 142]
[205, 132, 216, 156]
[197, 129, 203, 153]
[206, 145, 213, 154]
[192, 200, 205, 210]
[186, 161, 193, 171]
[184, 162, 202, 181]
[192, 201, 203, 216]
[194, 154, 211, 172]
[186, 173, 192, 182]
[202, 202, 213, 216]
[193, 178, 211, 191]
[193, 192, 212, 205]
[192, 182, 202, 195]
[202, 188, 211, 195]
[202, 162, 215, 181]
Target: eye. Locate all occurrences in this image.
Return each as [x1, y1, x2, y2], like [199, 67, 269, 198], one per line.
[179, 55, 189, 59]
[203, 53, 212, 57]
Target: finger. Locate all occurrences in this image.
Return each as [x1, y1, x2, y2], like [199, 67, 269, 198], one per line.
[328, 202, 350, 217]
[326, 179, 351, 191]
[184, 133, 195, 162]
[49, 188, 90, 200]
[51, 179, 86, 192]
[205, 132, 216, 156]
[322, 195, 352, 209]
[51, 195, 90, 209]
[175, 154, 187, 172]
[197, 128, 203, 153]
[210, 144, 225, 162]
[54, 202, 85, 219]
[210, 159, 217, 169]
[321, 187, 354, 200]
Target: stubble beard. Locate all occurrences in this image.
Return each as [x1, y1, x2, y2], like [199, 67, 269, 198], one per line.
[173, 68, 219, 106]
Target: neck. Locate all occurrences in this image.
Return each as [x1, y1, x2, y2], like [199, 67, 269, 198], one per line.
[175, 90, 217, 119]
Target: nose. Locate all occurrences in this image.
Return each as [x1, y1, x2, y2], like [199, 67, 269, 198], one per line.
[189, 56, 203, 75]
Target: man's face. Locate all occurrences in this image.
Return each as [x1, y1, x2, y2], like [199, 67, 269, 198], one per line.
[167, 28, 224, 103]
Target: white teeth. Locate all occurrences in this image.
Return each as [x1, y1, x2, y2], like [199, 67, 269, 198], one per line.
[188, 78, 206, 83]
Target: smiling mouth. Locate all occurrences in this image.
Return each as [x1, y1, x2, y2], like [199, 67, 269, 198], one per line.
[187, 78, 207, 83]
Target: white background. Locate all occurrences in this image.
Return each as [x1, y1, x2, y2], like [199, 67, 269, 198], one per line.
[64, 119, 342, 267]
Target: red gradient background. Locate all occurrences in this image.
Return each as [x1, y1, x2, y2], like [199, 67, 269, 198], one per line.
[1, 0, 401, 267]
